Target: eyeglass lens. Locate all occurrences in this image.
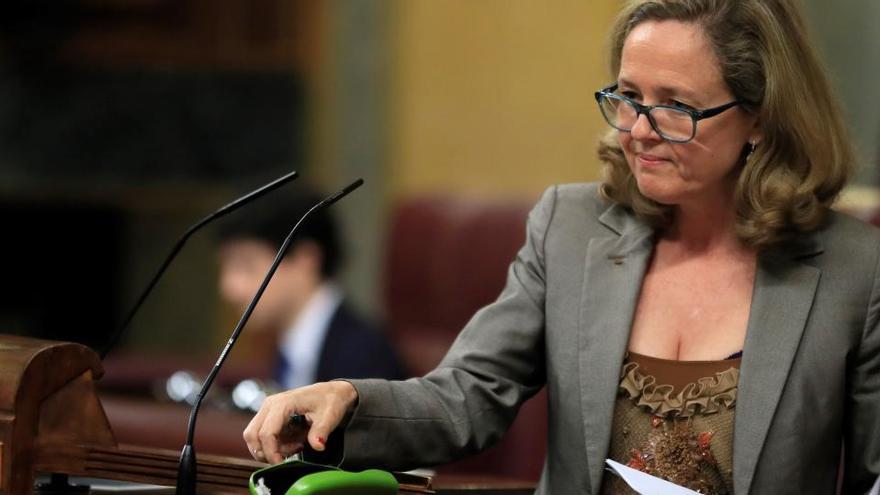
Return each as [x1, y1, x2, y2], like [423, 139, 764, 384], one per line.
[599, 95, 694, 142]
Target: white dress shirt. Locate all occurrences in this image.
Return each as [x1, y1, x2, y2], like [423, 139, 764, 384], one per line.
[277, 283, 343, 389]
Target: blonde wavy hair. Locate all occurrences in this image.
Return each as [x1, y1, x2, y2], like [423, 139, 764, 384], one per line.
[598, 0, 855, 249]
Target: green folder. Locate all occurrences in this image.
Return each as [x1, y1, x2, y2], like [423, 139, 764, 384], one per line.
[249, 459, 398, 495]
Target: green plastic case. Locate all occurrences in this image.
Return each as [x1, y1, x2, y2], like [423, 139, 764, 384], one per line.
[286, 469, 398, 494]
[249, 459, 398, 495]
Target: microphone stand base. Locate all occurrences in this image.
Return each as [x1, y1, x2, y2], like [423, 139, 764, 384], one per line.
[175, 444, 197, 495]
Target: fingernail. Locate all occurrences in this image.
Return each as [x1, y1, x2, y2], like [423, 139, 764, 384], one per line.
[317, 436, 325, 445]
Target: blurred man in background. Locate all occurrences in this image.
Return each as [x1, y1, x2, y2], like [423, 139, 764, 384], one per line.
[216, 190, 405, 390]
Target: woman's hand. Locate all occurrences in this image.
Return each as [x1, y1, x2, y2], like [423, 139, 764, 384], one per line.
[243, 380, 358, 464]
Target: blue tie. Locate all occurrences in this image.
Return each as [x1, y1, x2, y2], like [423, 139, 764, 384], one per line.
[274, 352, 293, 389]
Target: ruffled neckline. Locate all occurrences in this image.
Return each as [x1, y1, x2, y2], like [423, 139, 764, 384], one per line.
[619, 359, 739, 418]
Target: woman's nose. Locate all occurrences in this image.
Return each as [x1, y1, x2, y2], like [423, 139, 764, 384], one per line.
[630, 113, 661, 141]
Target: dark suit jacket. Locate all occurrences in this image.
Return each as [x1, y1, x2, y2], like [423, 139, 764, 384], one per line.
[341, 183, 880, 494]
[313, 303, 405, 383]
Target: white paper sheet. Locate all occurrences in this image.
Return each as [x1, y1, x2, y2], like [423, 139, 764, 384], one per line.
[605, 459, 701, 495]
[606, 459, 880, 495]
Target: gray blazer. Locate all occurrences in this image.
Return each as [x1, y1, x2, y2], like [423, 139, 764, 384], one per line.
[343, 183, 880, 494]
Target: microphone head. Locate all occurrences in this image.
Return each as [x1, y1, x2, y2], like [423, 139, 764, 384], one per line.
[321, 178, 364, 207]
[342, 177, 365, 194]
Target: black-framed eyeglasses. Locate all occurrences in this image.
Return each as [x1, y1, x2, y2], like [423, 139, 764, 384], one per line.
[594, 83, 746, 143]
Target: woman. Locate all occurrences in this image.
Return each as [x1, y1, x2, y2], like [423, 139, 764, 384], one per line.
[244, 0, 880, 493]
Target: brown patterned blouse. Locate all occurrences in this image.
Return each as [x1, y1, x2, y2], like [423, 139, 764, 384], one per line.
[601, 351, 742, 495]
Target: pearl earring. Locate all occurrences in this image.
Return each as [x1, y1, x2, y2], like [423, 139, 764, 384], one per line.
[746, 140, 758, 161]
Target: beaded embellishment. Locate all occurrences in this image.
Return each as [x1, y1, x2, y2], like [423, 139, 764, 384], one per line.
[626, 416, 718, 493]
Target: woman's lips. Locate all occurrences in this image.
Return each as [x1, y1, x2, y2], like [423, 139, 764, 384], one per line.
[636, 153, 669, 167]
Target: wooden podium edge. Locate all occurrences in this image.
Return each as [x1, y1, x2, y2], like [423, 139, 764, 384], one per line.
[34, 443, 435, 493]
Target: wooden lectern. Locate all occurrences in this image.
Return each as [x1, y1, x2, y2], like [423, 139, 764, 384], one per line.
[0, 335, 433, 493]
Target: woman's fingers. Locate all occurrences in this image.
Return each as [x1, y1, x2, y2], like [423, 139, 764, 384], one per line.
[243, 403, 271, 461]
[305, 413, 334, 452]
[242, 381, 358, 463]
[307, 381, 358, 451]
[259, 400, 291, 464]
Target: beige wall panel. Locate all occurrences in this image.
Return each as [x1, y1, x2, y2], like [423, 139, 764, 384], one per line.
[389, 1, 620, 198]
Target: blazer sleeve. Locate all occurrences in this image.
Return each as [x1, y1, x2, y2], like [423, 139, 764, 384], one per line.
[339, 186, 558, 470]
[844, 244, 880, 492]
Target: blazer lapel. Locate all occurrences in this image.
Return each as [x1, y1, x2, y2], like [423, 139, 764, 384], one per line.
[578, 204, 654, 493]
[733, 239, 823, 493]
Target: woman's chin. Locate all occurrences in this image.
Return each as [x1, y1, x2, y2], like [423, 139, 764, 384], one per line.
[634, 178, 681, 205]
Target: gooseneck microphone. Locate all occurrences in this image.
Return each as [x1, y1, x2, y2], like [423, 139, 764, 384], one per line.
[100, 170, 299, 359]
[175, 178, 364, 495]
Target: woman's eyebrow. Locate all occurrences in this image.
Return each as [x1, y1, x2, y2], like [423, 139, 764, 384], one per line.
[617, 76, 700, 102]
